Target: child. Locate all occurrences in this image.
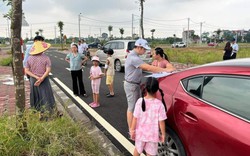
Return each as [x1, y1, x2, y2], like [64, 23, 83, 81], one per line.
[104, 49, 115, 97]
[89, 56, 104, 108]
[130, 77, 167, 156]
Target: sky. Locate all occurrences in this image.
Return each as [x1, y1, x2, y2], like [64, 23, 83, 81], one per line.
[0, 0, 250, 40]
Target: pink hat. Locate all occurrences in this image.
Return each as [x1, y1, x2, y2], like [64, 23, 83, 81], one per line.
[91, 56, 100, 62]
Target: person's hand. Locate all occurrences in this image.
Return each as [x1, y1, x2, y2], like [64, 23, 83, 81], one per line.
[34, 78, 42, 86]
[160, 134, 165, 143]
[129, 130, 135, 141]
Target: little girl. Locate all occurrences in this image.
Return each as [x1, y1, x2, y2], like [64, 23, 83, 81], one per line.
[130, 77, 167, 156]
[104, 48, 115, 97]
[89, 56, 103, 108]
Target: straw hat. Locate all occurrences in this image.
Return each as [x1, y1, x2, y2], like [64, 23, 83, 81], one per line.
[30, 41, 51, 55]
[91, 56, 100, 62]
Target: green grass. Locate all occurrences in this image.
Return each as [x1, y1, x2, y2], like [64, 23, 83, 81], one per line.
[0, 56, 12, 66]
[164, 45, 250, 65]
[0, 111, 105, 156]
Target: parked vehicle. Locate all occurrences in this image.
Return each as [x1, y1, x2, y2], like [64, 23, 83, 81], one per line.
[26, 40, 34, 49]
[156, 58, 250, 156]
[208, 42, 218, 46]
[96, 40, 152, 72]
[172, 42, 186, 48]
[88, 42, 100, 48]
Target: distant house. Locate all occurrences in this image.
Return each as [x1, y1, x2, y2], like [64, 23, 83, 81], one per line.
[182, 30, 195, 44]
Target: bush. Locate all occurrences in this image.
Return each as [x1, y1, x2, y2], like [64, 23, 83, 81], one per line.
[0, 111, 105, 155]
[0, 56, 12, 66]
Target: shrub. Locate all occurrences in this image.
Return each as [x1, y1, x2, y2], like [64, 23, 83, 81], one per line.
[0, 56, 12, 66]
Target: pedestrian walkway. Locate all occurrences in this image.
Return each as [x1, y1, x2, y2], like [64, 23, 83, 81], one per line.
[0, 66, 30, 116]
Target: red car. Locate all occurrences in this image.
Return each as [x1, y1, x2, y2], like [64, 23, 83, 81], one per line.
[156, 58, 250, 156]
[208, 42, 218, 46]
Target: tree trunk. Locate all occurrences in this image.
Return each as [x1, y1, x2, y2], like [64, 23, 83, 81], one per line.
[140, 1, 144, 39]
[11, 0, 27, 135]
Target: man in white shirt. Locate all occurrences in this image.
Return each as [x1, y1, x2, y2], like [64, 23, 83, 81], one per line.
[81, 39, 89, 56]
[77, 40, 84, 54]
[231, 38, 239, 59]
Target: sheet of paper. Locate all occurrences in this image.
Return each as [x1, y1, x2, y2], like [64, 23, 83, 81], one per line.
[145, 72, 172, 78]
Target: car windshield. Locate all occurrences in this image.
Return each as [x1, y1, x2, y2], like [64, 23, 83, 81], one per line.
[128, 42, 135, 50]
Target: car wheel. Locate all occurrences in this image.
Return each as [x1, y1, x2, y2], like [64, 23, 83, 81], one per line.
[158, 127, 186, 156]
[115, 60, 123, 72]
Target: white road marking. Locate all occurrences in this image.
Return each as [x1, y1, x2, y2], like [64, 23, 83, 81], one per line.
[52, 77, 140, 156]
[66, 68, 70, 71]
[54, 56, 58, 58]
[60, 58, 64, 61]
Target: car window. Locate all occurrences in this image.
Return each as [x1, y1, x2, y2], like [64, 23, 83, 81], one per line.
[127, 42, 135, 50]
[186, 76, 203, 97]
[110, 42, 117, 49]
[117, 42, 124, 49]
[202, 76, 250, 121]
[104, 43, 111, 49]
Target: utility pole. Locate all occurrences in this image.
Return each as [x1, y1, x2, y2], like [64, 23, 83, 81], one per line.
[30, 24, 32, 39]
[187, 17, 190, 47]
[78, 13, 81, 40]
[100, 28, 101, 37]
[200, 22, 205, 45]
[132, 14, 134, 39]
[54, 26, 57, 44]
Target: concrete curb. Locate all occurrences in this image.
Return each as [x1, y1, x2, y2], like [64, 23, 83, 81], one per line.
[50, 79, 124, 156]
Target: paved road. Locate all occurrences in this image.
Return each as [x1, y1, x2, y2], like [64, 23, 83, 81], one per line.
[47, 50, 150, 155]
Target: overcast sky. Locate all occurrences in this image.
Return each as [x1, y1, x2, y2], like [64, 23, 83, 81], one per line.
[0, 0, 250, 39]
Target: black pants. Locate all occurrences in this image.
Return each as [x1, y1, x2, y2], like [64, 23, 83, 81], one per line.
[231, 53, 237, 59]
[71, 69, 86, 95]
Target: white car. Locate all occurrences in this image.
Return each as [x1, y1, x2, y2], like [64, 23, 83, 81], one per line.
[172, 42, 186, 48]
[96, 40, 152, 72]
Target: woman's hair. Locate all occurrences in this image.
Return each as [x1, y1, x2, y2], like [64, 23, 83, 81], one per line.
[72, 43, 78, 51]
[224, 41, 232, 52]
[141, 77, 167, 112]
[155, 47, 169, 61]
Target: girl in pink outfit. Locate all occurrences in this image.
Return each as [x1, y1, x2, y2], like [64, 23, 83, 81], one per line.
[130, 77, 167, 156]
[89, 56, 104, 108]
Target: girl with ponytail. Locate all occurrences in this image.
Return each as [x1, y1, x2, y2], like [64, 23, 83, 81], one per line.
[152, 47, 174, 69]
[130, 77, 167, 156]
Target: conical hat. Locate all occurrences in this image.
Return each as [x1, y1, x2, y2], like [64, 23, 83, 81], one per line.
[30, 41, 51, 55]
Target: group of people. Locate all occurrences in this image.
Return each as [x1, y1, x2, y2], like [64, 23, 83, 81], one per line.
[24, 36, 175, 155]
[223, 38, 239, 60]
[65, 41, 115, 108]
[124, 39, 175, 156]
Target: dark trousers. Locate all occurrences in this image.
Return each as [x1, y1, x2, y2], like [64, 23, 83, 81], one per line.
[231, 53, 237, 59]
[71, 69, 86, 95]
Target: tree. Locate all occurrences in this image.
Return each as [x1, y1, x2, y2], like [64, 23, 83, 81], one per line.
[150, 29, 155, 40]
[139, 0, 145, 39]
[108, 25, 113, 39]
[38, 29, 43, 36]
[119, 28, 124, 38]
[35, 31, 39, 36]
[10, 0, 27, 135]
[57, 21, 64, 49]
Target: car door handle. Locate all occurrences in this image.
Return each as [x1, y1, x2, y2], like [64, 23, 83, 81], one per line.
[180, 112, 198, 122]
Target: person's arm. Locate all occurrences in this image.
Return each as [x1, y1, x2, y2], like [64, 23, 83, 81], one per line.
[130, 117, 137, 140]
[104, 59, 110, 75]
[65, 54, 70, 63]
[81, 55, 88, 64]
[140, 63, 175, 73]
[34, 67, 51, 86]
[159, 120, 166, 143]
[25, 68, 40, 80]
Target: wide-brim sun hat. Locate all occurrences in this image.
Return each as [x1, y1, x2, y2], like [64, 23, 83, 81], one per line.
[30, 41, 51, 55]
[135, 38, 151, 50]
[91, 56, 100, 62]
